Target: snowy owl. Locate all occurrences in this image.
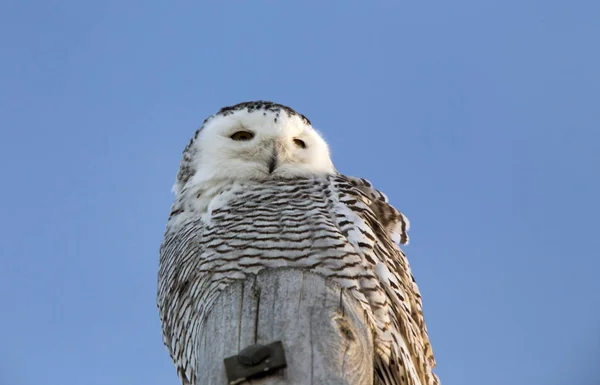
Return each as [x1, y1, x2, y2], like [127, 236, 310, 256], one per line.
[157, 101, 439, 385]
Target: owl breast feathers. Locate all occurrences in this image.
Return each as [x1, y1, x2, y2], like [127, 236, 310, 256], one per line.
[157, 101, 439, 385]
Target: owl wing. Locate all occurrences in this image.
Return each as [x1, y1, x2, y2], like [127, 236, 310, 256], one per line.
[158, 213, 207, 385]
[332, 174, 438, 385]
[340, 175, 411, 245]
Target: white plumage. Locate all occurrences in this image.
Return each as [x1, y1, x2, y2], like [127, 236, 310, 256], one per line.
[157, 101, 439, 385]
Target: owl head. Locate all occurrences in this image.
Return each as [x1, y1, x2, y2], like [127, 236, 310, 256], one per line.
[173, 101, 336, 194]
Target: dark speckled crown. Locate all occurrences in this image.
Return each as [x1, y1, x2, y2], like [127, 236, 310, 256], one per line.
[216, 100, 311, 125]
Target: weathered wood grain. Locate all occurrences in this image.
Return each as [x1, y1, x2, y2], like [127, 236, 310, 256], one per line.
[195, 268, 374, 385]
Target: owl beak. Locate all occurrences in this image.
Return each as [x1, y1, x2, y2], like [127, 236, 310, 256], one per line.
[267, 146, 278, 173]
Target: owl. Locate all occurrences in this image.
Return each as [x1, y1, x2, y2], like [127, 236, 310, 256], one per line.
[157, 101, 439, 385]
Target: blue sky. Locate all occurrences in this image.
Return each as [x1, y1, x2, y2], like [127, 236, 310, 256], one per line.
[1, 1, 599, 384]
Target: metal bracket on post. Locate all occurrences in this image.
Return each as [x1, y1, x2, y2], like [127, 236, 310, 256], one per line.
[224, 341, 287, 385]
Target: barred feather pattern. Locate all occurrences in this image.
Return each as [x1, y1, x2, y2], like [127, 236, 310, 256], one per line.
[158, 174, 439, 385]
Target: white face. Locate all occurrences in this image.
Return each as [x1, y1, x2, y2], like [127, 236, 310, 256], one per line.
[174, 106, 336, 194]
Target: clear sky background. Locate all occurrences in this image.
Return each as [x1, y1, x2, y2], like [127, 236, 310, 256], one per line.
[1, 1, 598, 385]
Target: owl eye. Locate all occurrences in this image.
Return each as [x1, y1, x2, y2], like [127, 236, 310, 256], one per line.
[230, 131, 254, 141]
[293, 138, 307, 149]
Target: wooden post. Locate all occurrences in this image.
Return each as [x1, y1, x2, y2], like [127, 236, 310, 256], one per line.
[196, 268, 374, 385]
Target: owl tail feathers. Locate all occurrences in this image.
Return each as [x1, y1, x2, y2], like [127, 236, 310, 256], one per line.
[177, 366, 193, 385]
[374, 352, 418, 385]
